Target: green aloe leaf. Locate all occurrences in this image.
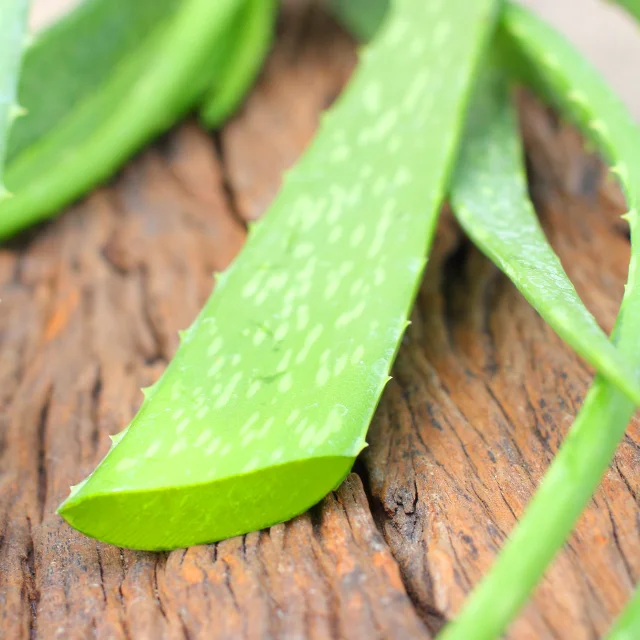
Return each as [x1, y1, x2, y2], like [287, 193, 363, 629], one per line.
[450, 64, 640, 405]
[200, 0, 277, 129]
[58, 0, 500, 551]
[1, 0, 276, 240]
[0, 0, 244, 240]
[6, 0, 180, 166]
[440, 3, 640, 638]
[0, 0, 29, 201]
[605, 584, 640, 640]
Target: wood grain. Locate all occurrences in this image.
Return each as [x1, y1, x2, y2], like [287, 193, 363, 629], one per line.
[1, 5, 638, 639]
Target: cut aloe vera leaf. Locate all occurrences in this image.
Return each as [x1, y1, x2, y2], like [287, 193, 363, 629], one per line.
[0, 0, 242, 240]
[200, 0, 277, 129]
[0, 0, 29, 200]
[440, 4, 640, 639]
[450, 64, 640, 405]
[605, 584, 640, 640]
[58, 0, 500, 551]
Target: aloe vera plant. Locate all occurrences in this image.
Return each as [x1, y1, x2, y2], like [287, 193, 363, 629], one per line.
[0, 0, 245, 239]
[450, 65, 640, 405]
[0, 0, 29, 200]
[58, 0, 500, 550]
[439, 4, 640, 638]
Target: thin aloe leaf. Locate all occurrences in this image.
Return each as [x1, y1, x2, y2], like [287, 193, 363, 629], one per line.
[440, 4, 640, 639]
[450, 65, 640, 404]
[605, 584, 640, 640]
[58, 0, 500, 551]
[0, 0, 242, 240]
[0, 0, 29, 200]
[200, 0, 277, 129]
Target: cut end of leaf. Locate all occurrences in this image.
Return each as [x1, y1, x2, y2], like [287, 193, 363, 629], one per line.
[57, 455, 354, 550]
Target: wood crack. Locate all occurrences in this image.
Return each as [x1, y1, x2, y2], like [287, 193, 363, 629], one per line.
[24, 517, 38, 640]
[36, 387, 52, 523]
[137, 265, 167, 364]
[212, 133, 249, 231]
[614, 459, 639, 504]
[602, 493, 636, 584]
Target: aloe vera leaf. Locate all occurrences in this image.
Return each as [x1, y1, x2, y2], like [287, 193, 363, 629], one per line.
[0, 0, 242, 240]
[7, 0, 180, 165]
[0, 0, 29, 200]
[10, 0, 272, 163]
[199, 0, 277, 129]
[58, 0, 500, 551]
[440, 4, 640, 639]
[605, 584, 640, 640]
[450, 65, 640, 404]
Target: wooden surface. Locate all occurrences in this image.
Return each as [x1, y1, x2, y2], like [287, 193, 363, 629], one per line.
[1, 5, 638, 639]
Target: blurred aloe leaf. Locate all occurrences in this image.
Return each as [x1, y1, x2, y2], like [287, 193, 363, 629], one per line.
[0, 0, 29, 200]
[0, 0, 273, 239]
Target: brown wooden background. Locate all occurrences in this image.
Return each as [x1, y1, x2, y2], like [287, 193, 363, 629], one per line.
[1, 4, 638, 639]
